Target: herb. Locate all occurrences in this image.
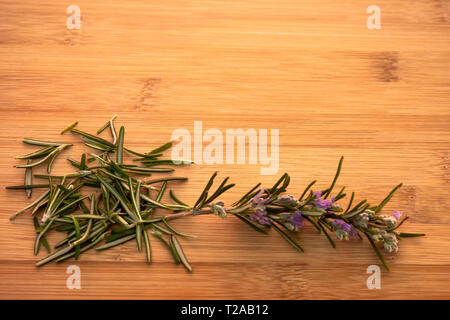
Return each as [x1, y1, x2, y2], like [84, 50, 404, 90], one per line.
[61, 122, 78, 135]
[6, 116, 424, 272]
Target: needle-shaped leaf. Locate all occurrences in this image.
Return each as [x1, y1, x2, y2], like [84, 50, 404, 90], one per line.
[116, 126, 125, 164]
[364, 232, 390, 272]
[344, 192, 355, 214]
[109, 117, 118, 144]
[233, 214, 268, 234]
[169, 190, 189, 207]
[342, 203, 370, 219]
[232, 182, 261, 207]
[148, 142, 173, 155]
[375, 183, 403, 213]
[161, 217, 196, 238]
[204, 177, 230, 204]
[34, 217, 56, 255]
[318, 221, 336, 248]
[150, 223, 172, 235]
[298, 180, 316, 201]
[268, 173, 288, 195]
[23, 138, 63, 147]
[194, 172, 217, 208]
[80, 153, 87, 170]
[142, 226, 151, 263]
[346, 199, 367, 214]
[96, 233, 136, 250]
[70, 195, 95, 248]
[6, 184, 50, 189]
[61, 122, 78, 135]
[272, 222, 304, 253]
[397, 232, 425, 237]
[139, 159, 188, 166]
[106, 228, 135, 242]
[67, 157, 82, 169]
[36, 245, 73, 267]
[170, 235, 192, 272]
[71, 216, 81, 260]
[144, 177, 188, 185]
[303, 215, 322, 233]
[10, 189, 50, 221]
[124, 148, 148, 158]
[15, 146, 55, 160]
[70, 128, 116, 148]
[97, 115, 117, 134]
[25, 161, 32, 198]
[335, 186, 346, 201]
[15, 149, 58, 169]
[129, 176, 141, 220]
[156, 181, 167, 202]
[55, 233, 106, 263]
[136, 224, 143, 251]
[33, 217, 51, 254]
[323, 156, 343, 199]
[123, 167, 173, 173]
[84, 142, 112, 152]
[46, 149, 60, 173]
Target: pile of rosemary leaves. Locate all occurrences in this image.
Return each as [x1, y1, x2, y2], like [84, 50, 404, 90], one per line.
[7, 115, 424, 272]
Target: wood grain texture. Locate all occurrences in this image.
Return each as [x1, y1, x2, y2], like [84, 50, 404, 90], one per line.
[0, 0, 449, 299]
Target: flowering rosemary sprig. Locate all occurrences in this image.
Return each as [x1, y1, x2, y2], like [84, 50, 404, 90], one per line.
[209, 157, 425, 271]
[6, 116, 424, 272]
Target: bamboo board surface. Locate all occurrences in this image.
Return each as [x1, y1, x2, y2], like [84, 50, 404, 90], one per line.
[0, 0, 449, 299]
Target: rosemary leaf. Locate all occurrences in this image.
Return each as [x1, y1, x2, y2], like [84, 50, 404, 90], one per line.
[232, 183, 261, 207]
[23, 138, 63, 147]
[272, 222, 304, 253]
[97, 234, 136, 250]
[142, 226, 152, 263]
[71, 216, 81, 260]
[6, 184, 50, 189]
[70, 128, 115, 148]
[61, 122, 78, 135]
[116, 126, 125, 164]
[364, 232, 390, 272]
[34, 217, 56, 255]
[233, 214, 268, 234]
[170, 235, 192, 272]
[25, 161, 32, 198]
[318, 221, 336, 248]
[15, 146, 55, 160]
[10, 190, 50, 221]
[169, 190, 189, 207]
[375, 183, 403, 213]
[299, 180, 316, 201]
[397, 232, 425, 237]
[97, 115, 117, 134]
[323, 156, 343, 199]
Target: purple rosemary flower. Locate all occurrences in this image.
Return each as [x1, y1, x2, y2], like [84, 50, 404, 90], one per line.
[277, 195, 297, 207]
[313, 191, 334, 210]
[252, 189, 271, 205]
[392, 210, 402, 221]
[291, 211, 304, 228]
[333, 219, 358, 239]
[250, 209, 272, 225]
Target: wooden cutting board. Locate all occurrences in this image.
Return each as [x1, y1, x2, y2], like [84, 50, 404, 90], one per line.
[0, 0, 449, 299]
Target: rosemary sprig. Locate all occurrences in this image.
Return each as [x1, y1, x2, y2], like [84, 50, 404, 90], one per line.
[6, 116, 424, 273]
